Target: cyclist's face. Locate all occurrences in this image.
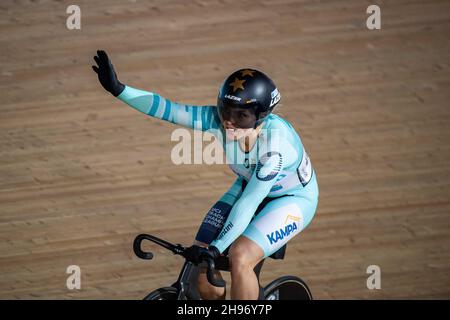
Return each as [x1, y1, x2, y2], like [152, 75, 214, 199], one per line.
[218, 105, 257, 140]
[218, 104, 257, 130]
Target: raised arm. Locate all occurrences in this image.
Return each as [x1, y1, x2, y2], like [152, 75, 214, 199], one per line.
[117, 85, 220, 131]
[92, 50, 221, 131]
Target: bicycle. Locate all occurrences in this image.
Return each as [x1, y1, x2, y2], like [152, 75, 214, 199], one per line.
[133, 233, 313, 300]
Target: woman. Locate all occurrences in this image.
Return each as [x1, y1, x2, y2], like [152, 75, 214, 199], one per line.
[92, 50, 319, 300]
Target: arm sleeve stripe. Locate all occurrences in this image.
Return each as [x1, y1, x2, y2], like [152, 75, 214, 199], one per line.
[162, 99, 172, 121]
[149, 94, 160, 116]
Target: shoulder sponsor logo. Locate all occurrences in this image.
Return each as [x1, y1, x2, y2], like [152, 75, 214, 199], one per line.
[256, 151, 282, 181]
[266, 215, 300, 245]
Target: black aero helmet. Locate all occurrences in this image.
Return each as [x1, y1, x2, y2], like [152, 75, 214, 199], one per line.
[217, 68, 281, 128]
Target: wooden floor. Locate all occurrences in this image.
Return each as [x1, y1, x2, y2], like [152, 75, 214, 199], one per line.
[1, 0, 449, 299]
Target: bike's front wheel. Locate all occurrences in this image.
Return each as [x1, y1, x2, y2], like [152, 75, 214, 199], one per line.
[263, 276, 313, 300]
[144, 287, 178, 300]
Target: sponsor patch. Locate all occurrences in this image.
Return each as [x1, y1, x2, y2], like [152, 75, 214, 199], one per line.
[217, 222, 233, 240]
[266, 215, 301, 245]
[256, 152, 282, 181]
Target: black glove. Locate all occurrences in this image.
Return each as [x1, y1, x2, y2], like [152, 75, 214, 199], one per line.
[183, 245, 220, 265]
[92, 50, 125, 97]
[207, 245, 220, 259]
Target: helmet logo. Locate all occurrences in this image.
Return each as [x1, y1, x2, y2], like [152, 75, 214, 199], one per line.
[240, 69, 255, 77]
[270, 88, 281, 107]
[225, 94, 241, 102]
[229, 77, 245, 92]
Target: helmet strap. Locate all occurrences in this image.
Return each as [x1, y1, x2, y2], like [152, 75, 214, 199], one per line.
[253, 111, 260, 129]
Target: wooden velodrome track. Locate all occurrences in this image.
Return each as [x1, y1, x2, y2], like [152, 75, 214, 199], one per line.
[1, 0, 449, 299]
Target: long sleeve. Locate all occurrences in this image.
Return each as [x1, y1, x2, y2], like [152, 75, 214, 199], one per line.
[217, 176, 244, 206]
[210, 151, 283, 253]
[117, 85, 221, 131]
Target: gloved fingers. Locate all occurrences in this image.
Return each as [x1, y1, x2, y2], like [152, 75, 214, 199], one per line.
[108, 61, 118, 78]
[199, 249, 214, 260]
[98, 50, 115, 72]
[91, 65, 99, 74]
[97, 50, 109, 64]
[208, 246, 220, 258]
[97, 50, 118, 78]
[93, 55, 101, 68]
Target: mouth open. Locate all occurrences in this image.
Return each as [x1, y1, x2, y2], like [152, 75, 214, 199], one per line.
[223, 127, 253, 141]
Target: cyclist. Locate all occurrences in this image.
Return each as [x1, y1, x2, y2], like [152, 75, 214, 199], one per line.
[92, 50, 319, 300]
